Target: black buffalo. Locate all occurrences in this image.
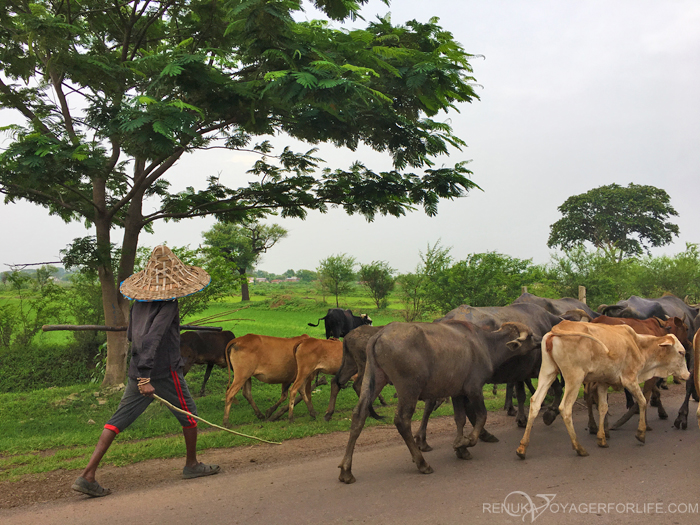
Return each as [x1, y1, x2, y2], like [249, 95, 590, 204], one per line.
[308, 308, 372, 339]
[435, 303, 566, 429]
[512, 292, 600, 319]
[599, 294, 699, 429]
[181, 330, 236, 396]
[338, 320, 538, 483]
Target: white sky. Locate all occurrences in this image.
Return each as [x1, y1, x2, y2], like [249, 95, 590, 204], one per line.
[1, 0, 699, 274]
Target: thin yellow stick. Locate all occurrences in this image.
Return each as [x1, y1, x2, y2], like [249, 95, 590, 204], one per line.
[152, 394, 281, 445]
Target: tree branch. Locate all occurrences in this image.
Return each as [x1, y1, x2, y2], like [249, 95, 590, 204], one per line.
[0, 183, 87, 217]
[0, 79, 56, 138]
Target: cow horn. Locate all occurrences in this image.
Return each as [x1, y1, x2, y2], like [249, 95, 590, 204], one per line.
[685, 295, 691, 306]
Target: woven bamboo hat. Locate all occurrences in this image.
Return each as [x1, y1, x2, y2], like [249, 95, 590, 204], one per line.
[120, 245, 211, 302]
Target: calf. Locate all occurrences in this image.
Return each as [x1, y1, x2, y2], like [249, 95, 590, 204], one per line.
[284, 338, 343, 421]
[222, 334, 309, 425]
[338, 321, 538, 483]
[516, 321, 689, 459]
[590, 315, 689, 429]
[181, 330, 235, 396]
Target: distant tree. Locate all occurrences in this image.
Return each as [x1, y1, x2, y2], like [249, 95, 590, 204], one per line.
[284, 269, 296, 278]
[35, 265, 58, 291]
[296, 269, 317, 283]
[548, 183, 679, 262]
[359, 261, 396, 309]
[427, 252, 543, 312]
[202, 221, 288, 301]
[317, 254, 356, 307]
[396, 271, 428, 322]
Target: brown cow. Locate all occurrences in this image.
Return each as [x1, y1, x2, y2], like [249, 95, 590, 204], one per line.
[284, 338, 343, 421]
[222, 334, 309, 426]
[516, 321, 689, 459]
[589, 315, 689, 430]
[181, 330, 235, 396]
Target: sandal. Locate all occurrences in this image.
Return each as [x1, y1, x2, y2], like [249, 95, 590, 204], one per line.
[72, 476, 112, 497]
[183, 462, 221, 479]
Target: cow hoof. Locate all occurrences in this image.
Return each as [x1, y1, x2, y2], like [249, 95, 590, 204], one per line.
[479, 430, 499, 443]
[646, 425, 652, 431]
[418, 463, 434, 474]
[597, 439, 608, 448]
[658, 409, 668, 420]
[507, 407, 517, 417]
[576, 448, 589, 457]
[417, 443, 433, 452]
[682, 421, 688, 430]
[635, 432, 646, 443]
[516, 417, 527, 429]
[660, 381, 670, 389]
[338, 470, 356, 484]
[455, 446, 472, 460]
[515, 446, 527, 460]
[542, 410, 557, 426]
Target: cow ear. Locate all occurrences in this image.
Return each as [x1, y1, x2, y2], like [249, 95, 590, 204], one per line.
[659, 341, 673, 347]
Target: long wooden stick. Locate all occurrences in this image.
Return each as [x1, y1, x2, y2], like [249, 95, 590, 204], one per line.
[42, 324, 223, 332]
[152, 394, 281, 445]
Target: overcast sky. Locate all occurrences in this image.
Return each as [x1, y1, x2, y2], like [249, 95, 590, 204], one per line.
[1, 0, 699, 274]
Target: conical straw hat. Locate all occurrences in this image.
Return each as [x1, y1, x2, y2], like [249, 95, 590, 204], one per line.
[120, 245, 211, 302]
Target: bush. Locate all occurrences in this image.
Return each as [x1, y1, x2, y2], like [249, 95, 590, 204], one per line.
[0, 342, 93, 393]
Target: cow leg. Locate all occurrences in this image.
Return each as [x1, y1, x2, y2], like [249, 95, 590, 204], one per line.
[504, 382, 517, 416]
[339, 367, 389, 484]
[516, 366, 559, 459]
[624, 388, 634, 409]
[463, 391, 488, 448]
[542, 376, 563, 426]
[586, 385, 599, 435]
[461, 396, 499, 443]
[325, 364, 357, 422]
[265, 383, 294, 420]
[287, 362, 316, 422]
[621, 380, 648, 443]
[558, 370, 588, 457]
[595, 384, 610, 448]
[240, 378, 271, 421]
[198, 363, 215, 397]
[674, 377, 693, 430]
[651, 381, 667, 420]
[451, 396, 471, 460]
[514, 381, 528, 428]
[394, 396, 433, 474]
[525, 378, 536, 396]
[492, 384, 498, 396]
[414, 399, 436, 452]
[223, 375, 255, 426]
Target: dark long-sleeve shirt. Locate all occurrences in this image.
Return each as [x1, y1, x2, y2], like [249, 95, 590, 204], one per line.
[127, 300, 182, 380]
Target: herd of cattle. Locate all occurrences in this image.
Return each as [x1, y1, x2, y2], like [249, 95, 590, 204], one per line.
[179, 293, 700, 484]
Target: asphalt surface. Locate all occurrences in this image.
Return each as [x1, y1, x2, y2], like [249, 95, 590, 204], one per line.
[2, 384, 700, 525]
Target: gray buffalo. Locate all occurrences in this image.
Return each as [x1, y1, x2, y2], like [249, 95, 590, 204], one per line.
[338, 320, 539, 483]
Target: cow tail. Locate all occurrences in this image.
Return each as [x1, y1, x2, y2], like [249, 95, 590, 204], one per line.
[307, 316, 326, 328]
[225, 340, 234, 391]
[363, 335, 385, 421]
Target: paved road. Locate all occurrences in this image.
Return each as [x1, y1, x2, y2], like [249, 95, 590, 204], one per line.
[2, 387, 700, 525]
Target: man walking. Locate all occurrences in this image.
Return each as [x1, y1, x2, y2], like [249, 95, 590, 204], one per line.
[72, 245, 220, 497]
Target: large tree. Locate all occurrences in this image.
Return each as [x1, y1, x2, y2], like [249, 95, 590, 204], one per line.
[202, 220, 288, 301]
[0, 0, 481, 385]
[547, 183, 679, 262]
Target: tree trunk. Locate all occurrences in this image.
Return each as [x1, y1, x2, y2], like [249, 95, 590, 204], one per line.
[239, 267, 250, 301]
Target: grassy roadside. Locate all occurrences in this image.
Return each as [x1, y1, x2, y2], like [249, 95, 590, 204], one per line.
[0, 375, 515, 482]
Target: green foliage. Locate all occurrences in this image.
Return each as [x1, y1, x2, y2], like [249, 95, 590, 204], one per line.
[632, 244, 700, 302]
[359, 260, 396, 308]
[317, 253, 357, 307]
[548, 183, 680, 261]
[395, 271, 428, 321]
[427, 252, 545, 312]
[295, 269, 317, 282]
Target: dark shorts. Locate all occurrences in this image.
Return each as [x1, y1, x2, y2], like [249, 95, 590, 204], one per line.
[105, 368, 198, 434]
